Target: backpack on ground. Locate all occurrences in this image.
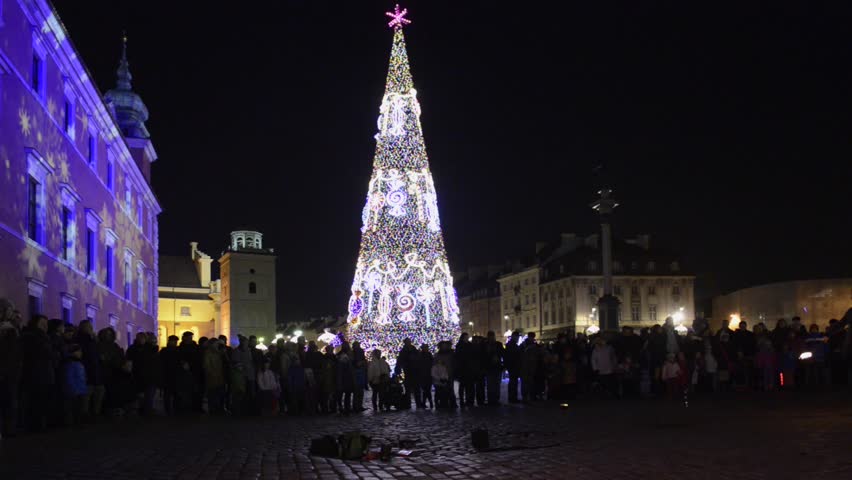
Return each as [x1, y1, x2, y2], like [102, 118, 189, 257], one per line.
[338, 431, 371, 460]
[309, 435, 339, 457]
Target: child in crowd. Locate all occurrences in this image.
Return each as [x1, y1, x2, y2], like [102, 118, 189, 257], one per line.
[560, 348, 578, 401]
[661, 353, 681, 400]
[257, 359, 281, 416]
[63, 345, 88, 426]
[367, 349, 391, 412]
[431, 358, 450, 408]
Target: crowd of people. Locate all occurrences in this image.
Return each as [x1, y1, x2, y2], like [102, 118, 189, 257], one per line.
[1, 295, 851, 440]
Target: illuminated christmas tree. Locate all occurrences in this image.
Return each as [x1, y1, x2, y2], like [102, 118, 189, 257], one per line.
[346, 5, 461, 361]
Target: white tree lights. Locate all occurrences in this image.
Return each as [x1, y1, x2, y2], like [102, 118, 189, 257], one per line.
[347, 7, 460, 361]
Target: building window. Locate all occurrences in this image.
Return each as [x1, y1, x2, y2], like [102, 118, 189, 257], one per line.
[137, 195, 143, 227]
[672, 285, 680, 296]
[137, 264, 144, 309]
[61, 206, 72, 260]
[31, 50, 45, 99]
[648, 286, 656, 296]
[587, 261, 597, 272]
[25, 151, 52, 245]
[631, 285, 639, 296]
[125, 185, 132, 216]
[649, 305, 657, 323]
[106, 155, 115, 192]
[124, 257, 132, 302]
[614, 285, 622, 296]
[125, 323, 133, 349]
[558, 309, 564, 324]
[85, 228, 95, 274]
[147, 274, 154, 315]
[631, 305, 640, 323]
[27, 279, 45, 319]
[647, 262, 656, 272]
[105, 245, 115, 289]
[63, 97, 75, 137]
[180, 306, 191, 316]
[589, 285, 597, 296]
[613, 261, 623, 273]
[531, 293, 536, 303]
[87, 133, 97, 166]
[249, 282, 257, 294]
[59, 293, 75, 325]
[86, 305, 98, 327]
[27, 176, 39, 241]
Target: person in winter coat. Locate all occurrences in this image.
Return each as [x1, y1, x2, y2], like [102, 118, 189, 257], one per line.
[126, 333, 156, 415]
[367, 349, 391, 411]
[230, 336, 257, 415]
[178, 332, 202, 412]
[434, 341, 457, 407]
[62, 345, 87, 425]
[504, 332, 521, 403]
[303, 342, 324, 414]
[351, 341, 368, 412]
[661, 353, 682, 400]
[159, 335, 181, 415]
[591, 337, 618, 398]
[482, 331, 503, 406]
[396, 338, 421, 409]
[319, 345, 338, 413]
[431, 357, 451, 409]
[20, 315, 55, 431]
[203, 339, 226, 414]
[455, 333, 475, 406]
[0, 301, 23, 438]
[74, 320, 104, 419]
[257, 358, 280, 416]
[336, 342, 356, 413]
[803, 324, 829, 388]
[520, 333, 541, 402]
[417, 344, 434, 409]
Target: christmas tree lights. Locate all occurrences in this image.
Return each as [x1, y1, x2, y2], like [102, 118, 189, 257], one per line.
[347, 6, 460, 362]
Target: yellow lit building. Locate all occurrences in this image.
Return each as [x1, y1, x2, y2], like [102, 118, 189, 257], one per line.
[157, 242, 221, 345]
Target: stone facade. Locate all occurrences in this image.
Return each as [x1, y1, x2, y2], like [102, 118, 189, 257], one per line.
[0, 0, 159, 347]
[497, 234, 695, 339]
[219, 231, 277, 344]
[712, 278, 852, 330]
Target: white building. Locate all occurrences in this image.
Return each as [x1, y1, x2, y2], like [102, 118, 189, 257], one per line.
[499, 234, 695, 340]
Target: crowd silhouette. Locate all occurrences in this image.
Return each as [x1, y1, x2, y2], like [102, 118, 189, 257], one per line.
[1, 297, 851, 440]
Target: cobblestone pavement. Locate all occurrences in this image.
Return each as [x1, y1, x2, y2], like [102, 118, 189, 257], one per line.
[2, 391, 852, 479]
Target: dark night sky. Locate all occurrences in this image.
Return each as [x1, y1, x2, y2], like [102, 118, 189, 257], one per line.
[52, 1, 852, 320]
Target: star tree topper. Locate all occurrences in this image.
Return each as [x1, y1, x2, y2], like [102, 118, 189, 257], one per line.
[386, 4, 411, 29]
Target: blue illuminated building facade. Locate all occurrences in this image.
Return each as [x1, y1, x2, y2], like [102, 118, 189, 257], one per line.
[0, 0, 160, 346]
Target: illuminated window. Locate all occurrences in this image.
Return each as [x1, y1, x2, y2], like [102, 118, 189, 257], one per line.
[25, 280, 44, 319]
[60, 293, 74, 324]
[249, 282, 257, 294]
[62, 84, 76, 139]
[137, 263, 144, 309]
[649, 305, 657, 323]
[61, 206, 72, 260]
[104, 231, 118, 290]
[31, 50, 45, 99]
[86, 305, 98, 327]
[59, 185, 80, 263]
[106, 154, 115, 192]
[124, 253, 132, 302]
[26, 178, 38, 240]
[85, 228, 94, 274]
[87, 133, 97, 166]
[180, 306, 191, 316]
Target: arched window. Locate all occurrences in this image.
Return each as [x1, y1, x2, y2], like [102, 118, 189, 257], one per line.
[249, 282, 257, 294]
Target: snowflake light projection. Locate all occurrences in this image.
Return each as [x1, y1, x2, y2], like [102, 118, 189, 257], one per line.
[346, 7, 460, 364]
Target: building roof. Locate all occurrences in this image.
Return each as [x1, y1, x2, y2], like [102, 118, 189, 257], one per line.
[158, 291, 211, 301]
[159, 255, 201, 288]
